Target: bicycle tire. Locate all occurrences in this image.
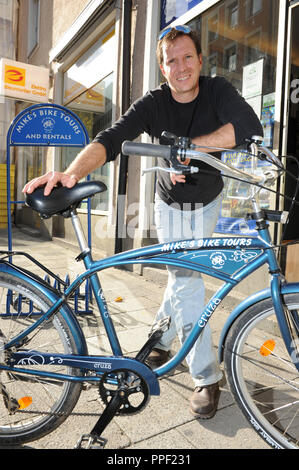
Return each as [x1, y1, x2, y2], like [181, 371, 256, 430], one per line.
[224, 293, 299, 449]
[0, 272, 83, 446]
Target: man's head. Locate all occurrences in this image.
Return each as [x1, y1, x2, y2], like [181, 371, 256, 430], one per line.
[156, 26, 202, 66]
[156, 26, 203, 103]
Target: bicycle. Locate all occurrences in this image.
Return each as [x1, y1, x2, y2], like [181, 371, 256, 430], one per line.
[0, 135, 298, 450]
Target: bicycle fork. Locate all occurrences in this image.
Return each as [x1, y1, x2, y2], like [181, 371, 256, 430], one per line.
[271, 273, 299, 372]
[256, 221, 299, 372]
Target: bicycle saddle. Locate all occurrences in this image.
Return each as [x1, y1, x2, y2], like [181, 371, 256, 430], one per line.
[25, 181, 107, 219]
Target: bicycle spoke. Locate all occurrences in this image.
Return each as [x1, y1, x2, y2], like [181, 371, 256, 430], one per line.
[0, 274, 82, 445]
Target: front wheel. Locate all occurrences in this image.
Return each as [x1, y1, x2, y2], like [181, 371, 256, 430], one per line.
[0, 272, 83, 446]
[224, 293, 299, 449]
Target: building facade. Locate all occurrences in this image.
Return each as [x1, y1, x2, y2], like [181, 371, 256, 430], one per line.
[1, 0, 299, 287]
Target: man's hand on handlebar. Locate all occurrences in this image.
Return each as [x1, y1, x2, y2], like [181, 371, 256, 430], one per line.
[22, 171, 78, 196]
[171, 172, 186, 185]
[171, 156, 191, 185]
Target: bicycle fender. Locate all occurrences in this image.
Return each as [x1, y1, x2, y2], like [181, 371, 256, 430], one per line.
[0, 262, 88, 356]
[218, 282, 299, 362]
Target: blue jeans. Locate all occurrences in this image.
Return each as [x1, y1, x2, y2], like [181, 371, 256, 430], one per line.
[154, 194, 223, 387]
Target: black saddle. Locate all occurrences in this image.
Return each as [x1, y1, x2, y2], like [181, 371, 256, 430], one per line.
[25, 181, 107, 219]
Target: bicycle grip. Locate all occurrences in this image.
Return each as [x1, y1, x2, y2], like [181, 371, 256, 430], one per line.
[122, 141, 172, 159]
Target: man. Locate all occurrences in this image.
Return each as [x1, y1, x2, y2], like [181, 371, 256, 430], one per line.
[23, 26, 263, 419]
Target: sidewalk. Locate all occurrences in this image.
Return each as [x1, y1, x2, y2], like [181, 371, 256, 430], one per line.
[0, 228, 269, 450]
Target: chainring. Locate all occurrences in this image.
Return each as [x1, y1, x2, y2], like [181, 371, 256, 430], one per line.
[99, 368, 149, 415]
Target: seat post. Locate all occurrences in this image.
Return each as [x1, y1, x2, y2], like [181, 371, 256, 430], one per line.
[70, 209, 89, 252]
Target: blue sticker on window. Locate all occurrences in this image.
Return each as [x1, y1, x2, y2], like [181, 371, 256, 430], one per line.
[160, 0, 204, 29]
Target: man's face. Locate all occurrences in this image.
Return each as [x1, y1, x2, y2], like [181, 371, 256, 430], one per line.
[160, 35, 202, 103]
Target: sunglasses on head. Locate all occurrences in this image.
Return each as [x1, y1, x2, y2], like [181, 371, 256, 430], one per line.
[158, 25, 191, 41]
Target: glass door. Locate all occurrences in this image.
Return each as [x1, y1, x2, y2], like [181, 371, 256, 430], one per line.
[282, 2, 299, 240]
[282, 1, 299, 280]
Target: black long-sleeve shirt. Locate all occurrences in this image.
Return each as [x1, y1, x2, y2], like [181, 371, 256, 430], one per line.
[93, 76, 263, 208]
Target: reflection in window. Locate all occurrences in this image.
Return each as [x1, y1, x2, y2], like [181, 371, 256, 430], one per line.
[227, 1, 239, 28]
[186, 0, 278, 235]
[208, 13, 218, 43]
[225, 45, 237, 73]
[245, 30, 262, 65]
[61, 73, 113, 211]
[247, 0, 262, 17]
[208, 54, 218, 77]
[193, 0, 277, 95]
[24, 147, 43, 184]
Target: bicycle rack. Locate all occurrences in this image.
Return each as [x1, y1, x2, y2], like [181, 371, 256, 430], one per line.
[47, 273, 94, 315]
[56, 274, 93, 315]
[4, 103, 95, 318]
[1, 273, 93, 318]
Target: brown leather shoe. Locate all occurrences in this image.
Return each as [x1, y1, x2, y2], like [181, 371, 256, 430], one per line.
[190, 383, 220, 419]
[146, 348, 171, 367]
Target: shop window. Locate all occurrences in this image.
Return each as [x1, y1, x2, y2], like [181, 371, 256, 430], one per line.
[186, 0, 279, 235]
[62, 26, 116, 213]
[61, 73, 113, 212]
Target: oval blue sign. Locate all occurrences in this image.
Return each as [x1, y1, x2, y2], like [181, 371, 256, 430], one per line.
[8, 103, 89, 147]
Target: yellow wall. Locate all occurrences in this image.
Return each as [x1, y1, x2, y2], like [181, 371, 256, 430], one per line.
[0, 163, 15, 229]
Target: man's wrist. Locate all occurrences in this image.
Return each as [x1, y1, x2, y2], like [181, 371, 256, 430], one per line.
[64, 172, 79, 183]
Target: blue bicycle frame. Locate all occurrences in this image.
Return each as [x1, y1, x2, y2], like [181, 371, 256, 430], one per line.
[2, 213, 299, 397]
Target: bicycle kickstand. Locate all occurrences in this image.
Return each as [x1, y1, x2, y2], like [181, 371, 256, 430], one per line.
[75, 393, 121, 449]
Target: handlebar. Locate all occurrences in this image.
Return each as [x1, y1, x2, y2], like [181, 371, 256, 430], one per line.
[121, 140, 282, 187]
[122, 141, 173, 159]
[177, 148, 266, 185]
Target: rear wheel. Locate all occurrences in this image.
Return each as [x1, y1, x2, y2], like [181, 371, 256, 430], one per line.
[224, 293, 299, 449]
[0, 272, 82, 445]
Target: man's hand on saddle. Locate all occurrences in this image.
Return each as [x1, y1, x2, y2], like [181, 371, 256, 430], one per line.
[22, 171, 78, 196]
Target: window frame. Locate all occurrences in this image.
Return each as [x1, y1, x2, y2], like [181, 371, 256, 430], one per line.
[27, 0, 40, 57]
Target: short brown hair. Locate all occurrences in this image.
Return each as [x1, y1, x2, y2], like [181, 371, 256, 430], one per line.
[156, 29, 202, 66]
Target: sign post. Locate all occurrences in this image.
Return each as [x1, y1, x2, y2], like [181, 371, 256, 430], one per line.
[6, 103, 90, 252]
[5, 103, 93, 315]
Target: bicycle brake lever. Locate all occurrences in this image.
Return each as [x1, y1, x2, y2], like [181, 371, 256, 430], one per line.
[142, 166, 199, 175]
[180, 166, 199, 175]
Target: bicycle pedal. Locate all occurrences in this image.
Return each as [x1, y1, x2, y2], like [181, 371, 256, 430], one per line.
[135, 316, 171, 363]
[149, 316, 171, 336]
[75, 433, 107, 449]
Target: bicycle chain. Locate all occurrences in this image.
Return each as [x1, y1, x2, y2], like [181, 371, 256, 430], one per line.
[8, 363, 150, 418]
[15, 408, 99, 417]
[1, 355, 151, 418]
